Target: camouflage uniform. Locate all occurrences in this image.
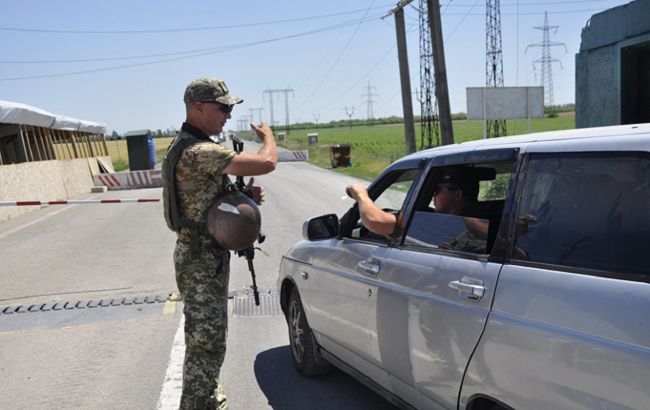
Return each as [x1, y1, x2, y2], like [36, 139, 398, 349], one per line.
[174, 124, 236, 410]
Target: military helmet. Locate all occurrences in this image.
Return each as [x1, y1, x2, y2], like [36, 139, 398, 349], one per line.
[207, 191, 261, 251]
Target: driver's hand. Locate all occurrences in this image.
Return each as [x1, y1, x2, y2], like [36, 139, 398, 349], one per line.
[345, 184, 368, 202]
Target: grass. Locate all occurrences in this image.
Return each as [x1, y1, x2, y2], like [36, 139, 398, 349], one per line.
[103, 113, 576, 179]
[273, 113, 576, 181]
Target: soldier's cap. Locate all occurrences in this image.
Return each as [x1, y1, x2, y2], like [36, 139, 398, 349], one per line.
[183, 77, 243, 105]
[438, 167, 479, 199]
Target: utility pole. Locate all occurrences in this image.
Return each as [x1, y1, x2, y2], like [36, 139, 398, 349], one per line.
[526, 11, 566, 113]
[362, 81, 378, 121]
[385, 0, 416, 154]
[344, 106, 355, 128]
[263, 88, 294, 133]
[313, 113, 320, 129]
[428, 0, 454, 145]
[248, 107, 264, 124]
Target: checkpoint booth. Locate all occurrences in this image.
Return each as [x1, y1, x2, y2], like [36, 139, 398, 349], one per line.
[0, 100, 108, 165]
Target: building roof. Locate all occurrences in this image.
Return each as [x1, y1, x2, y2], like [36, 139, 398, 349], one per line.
[0, 99, 106, 134]
[123, 129, 152, 137]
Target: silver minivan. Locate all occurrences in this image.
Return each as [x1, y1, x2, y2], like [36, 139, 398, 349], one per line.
[277, 123, 650, 409]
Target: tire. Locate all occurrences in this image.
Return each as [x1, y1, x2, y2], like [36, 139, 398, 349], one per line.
[287, 288, 331, 376]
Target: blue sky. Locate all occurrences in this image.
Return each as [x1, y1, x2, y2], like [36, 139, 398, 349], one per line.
[1, 0, 632, 134]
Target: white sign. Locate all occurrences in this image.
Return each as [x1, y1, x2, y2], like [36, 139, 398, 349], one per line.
[466, 86, 544, 120]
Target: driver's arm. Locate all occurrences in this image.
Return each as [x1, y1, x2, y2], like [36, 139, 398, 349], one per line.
[346, 184, 397, 236]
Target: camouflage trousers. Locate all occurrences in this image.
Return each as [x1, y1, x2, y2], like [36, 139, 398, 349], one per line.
[174, 237, 231, 410]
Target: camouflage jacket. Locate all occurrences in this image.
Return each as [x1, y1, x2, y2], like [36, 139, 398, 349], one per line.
[174, 125, 236, 241]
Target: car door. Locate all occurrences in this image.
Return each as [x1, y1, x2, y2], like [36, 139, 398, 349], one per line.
[461, 148, 650, 410]
[302, 165, 422, 390]
[374, 149, 519, 409]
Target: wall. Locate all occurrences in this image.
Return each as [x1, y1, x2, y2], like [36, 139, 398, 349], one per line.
[576, 0, 650, 128]
[0, 156, 110, 223]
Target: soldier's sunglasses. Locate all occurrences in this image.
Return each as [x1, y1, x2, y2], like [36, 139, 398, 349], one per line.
[202, 101, 234, 114]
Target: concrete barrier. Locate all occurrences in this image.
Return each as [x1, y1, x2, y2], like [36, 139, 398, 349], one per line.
[278, 150, 309, 162]
[93, 169, 162, 190]
[0, 158, 98, 223]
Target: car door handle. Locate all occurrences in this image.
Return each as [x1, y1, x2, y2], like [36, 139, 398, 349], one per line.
[449, 277, 485, 300]
[358, 259, 380, 276]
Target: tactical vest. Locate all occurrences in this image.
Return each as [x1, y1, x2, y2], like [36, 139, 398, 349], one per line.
[162, 131, 229, 252]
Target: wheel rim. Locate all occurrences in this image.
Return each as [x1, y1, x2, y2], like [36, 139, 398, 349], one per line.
[288, 299, 305, 364]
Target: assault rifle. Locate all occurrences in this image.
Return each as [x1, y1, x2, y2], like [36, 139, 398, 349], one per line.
[230, 135, 263, 306]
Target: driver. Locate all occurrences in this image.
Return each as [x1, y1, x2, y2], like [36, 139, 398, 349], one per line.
[345, 167, 480, 236]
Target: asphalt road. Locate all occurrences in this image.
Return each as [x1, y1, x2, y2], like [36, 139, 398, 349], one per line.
[0, 151, 397, 409]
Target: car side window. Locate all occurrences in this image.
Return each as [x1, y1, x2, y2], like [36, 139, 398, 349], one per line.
[348, 168, 418, 241]
[512, 153, 650, 278]
[404, 162, 514, 255]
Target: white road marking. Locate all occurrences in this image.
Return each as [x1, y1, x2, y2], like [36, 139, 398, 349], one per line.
[157, 316, 185, 410]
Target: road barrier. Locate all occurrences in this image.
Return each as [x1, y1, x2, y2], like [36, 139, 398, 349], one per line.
[0, 198, 159, 206]
[93, 169, 161, 190]
[278, 150, 309, 162]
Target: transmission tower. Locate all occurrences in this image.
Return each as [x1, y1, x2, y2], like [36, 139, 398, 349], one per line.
[526, 12, 567, 111]
[248, 107, 264, 124]
[362, 81, 378, 120]
[344, 106, 355, 128]
[486, 0, 507, 138]
[263, 88, 294, 133]
[418, 0, 439, 148]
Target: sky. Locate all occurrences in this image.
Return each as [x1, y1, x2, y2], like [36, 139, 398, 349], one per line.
[1, 0, 634, 134]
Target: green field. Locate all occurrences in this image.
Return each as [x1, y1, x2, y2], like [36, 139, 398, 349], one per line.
[273, 113, 576, 181]
[106, 113, 575, 179]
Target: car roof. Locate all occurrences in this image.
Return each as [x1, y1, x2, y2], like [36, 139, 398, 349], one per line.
[392, 122, 650, 167]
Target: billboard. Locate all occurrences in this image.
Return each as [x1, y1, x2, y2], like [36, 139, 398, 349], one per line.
[467, 86, 544, 120]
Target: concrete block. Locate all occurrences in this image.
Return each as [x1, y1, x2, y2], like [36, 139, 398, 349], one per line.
[91, 186, 108, 193]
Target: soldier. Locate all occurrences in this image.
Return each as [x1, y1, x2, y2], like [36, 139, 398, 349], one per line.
[162, 77, 277, 409]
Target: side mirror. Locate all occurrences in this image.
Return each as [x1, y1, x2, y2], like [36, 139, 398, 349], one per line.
[303, 214, 339, 241]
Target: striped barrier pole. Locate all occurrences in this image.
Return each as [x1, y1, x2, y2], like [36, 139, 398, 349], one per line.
[0, 199, 159, 206]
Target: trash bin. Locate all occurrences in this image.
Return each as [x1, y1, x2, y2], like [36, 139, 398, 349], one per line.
[125, 130, 155, 170]
[147, 136, 156, 168]
[330, 144, 351, 168]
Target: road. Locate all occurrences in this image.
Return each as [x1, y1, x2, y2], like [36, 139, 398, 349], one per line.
[0, 153, 397, 409]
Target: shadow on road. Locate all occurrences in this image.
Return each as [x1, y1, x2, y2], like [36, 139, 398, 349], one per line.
[254, 345, 397, 410]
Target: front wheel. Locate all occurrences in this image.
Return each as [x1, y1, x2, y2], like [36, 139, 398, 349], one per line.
[287, 288, 331, 376]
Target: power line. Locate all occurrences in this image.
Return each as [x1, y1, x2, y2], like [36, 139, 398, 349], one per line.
[296, 0, 378, 108]
[445, 0, 617, 6]
[0, 5, 395, 34]
[0, 13, 384, 64]
[315, 45, 396, 111]
[0, 15, 384, 81]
